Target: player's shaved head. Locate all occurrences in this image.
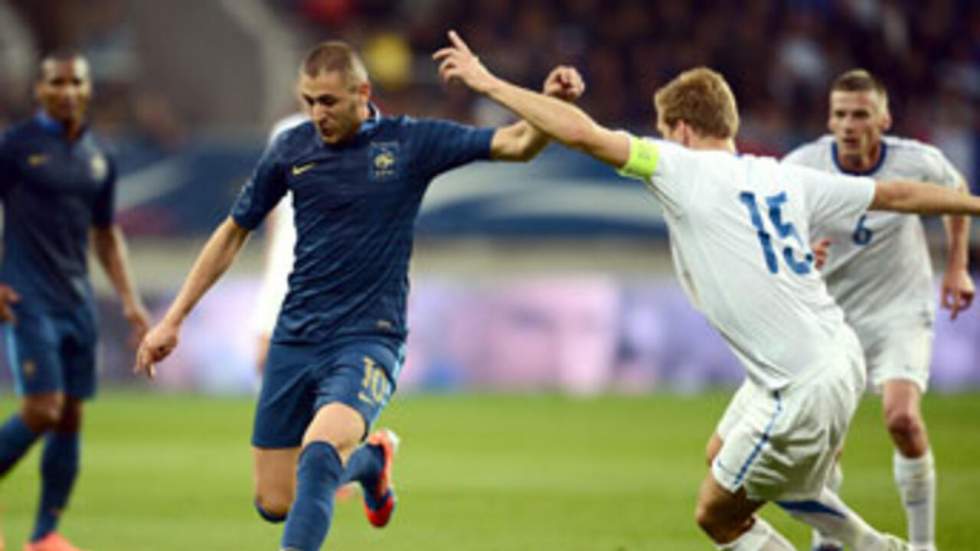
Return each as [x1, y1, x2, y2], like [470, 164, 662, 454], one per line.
[831, 69, 888, 111]
[654, 67, 739, 140]
[300, 41, 369, 87]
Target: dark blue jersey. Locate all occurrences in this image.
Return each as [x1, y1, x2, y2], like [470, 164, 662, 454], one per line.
[0, 113, 116, 312]
[232, 111, 494, 344]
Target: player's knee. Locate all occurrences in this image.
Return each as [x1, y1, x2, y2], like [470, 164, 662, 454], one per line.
[694, 500, 745, 543]
[885, 408, 922, 440]
[21, 397, 64, 431]
[254, 493, 291, 523]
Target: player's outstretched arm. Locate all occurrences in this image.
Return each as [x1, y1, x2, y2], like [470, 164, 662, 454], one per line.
[92, 225, 150, 344]
[488, 65, 586, 162]
[134, 216, 250, 378]
[434, 30, 629, 168]
[871, 180, 980, 216]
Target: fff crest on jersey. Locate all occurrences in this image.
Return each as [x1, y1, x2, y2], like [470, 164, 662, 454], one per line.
[90, 154, 109, 181]
[369, 142, 399, 181]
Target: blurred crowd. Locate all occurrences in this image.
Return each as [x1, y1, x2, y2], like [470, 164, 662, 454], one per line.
[278, 0, 980, 163]
[0, 0, 978, 174]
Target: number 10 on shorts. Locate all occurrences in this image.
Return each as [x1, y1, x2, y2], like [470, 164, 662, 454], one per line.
[358, 356, 389, 405]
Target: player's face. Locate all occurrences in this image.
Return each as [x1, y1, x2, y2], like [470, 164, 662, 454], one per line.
[298, 70, 370, 144]
[828, 90, 890, 163]
[35, 58, 92, 126]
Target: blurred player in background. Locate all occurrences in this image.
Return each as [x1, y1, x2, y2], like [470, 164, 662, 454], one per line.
[435, 30, 980, 550]
[136, 41, 584, 551]
[0, 52, 150, 551]
[253, 113, 305, 373]
[784, 69, 973, 551]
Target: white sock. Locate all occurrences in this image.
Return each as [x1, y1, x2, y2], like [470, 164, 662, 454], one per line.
[894, 449, 935, 549]
[812, 463, 846, 549]
[781, 487, 891, 550]
[716, 517, 795, 550]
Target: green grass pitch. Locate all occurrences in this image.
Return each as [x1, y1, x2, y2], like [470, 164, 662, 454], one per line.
[1, 392, 979, 549]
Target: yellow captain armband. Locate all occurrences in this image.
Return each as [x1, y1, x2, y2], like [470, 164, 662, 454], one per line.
[617, 136, 659, 180]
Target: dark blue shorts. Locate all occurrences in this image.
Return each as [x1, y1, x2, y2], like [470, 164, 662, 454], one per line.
[252, 337, 403, 449]
[4, 305, 98, 399]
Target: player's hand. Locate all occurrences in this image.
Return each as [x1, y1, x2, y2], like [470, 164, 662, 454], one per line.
[811, 238, 832, 270]
[134, 321, 179, 379]
[124, 302, 151, 348]
[543, 66, 585, 102]
[0, 284, 20, 323]
[433, 30, 497, 94]
[941, 268, 974, 320]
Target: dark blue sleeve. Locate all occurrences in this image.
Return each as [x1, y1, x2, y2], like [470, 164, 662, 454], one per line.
[91, 156, 116, 227]
[408, 118, 494, 180]
[231, 140, 288, 230]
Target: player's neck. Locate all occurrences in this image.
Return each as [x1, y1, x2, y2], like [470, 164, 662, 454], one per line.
[839, 142, 882, 173]
[687, 136, 736, 153]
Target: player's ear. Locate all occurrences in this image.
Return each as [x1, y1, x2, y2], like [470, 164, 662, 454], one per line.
[356, 81, 371, 103]
[880, 109, 892, 132]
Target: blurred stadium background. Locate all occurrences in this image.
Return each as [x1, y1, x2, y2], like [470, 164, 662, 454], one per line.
[1, 0, 980, 549]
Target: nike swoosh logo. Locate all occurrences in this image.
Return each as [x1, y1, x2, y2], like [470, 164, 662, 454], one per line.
[292, 162, 316, 176]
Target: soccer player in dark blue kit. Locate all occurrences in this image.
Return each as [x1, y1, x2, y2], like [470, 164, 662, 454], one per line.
[135, 41, 584, 551]
[0, 52, 151, 551]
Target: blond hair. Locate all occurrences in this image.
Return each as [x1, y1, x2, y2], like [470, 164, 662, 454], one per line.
[653, 67, 739, 139]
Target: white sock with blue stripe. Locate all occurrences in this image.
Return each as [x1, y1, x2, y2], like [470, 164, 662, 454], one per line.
[812, 462, 845, 549]
[779, 487, 891, 550]
[715, 517, 794, 550]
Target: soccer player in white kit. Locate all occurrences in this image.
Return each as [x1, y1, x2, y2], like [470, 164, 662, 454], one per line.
[253, 113, 306, 372]
[434, 30, 980, 550]
[784, 70, 973, 551]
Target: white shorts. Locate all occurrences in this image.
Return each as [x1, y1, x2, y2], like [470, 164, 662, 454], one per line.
[713, 337, 865, 501]
[855, 319, 933, 393]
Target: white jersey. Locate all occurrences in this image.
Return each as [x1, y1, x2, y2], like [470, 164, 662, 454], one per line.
[621, 136, 875, 390]
[252, 113, 307, 335]
[783, 135, 962, 332]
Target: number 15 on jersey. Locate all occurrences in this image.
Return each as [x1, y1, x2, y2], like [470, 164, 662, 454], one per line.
[739, 191, 815, 275]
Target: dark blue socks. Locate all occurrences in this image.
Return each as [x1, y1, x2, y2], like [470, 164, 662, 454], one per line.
[0, 414, 41, 476]
[31, 432, 80, 542]
[341, 443, 383, 487]
[280, 442, 343, 551]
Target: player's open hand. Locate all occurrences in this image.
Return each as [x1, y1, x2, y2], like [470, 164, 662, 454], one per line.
[810, 238, 831, 270]
[941, 268, 974, 320]
[135, 321, 179, 379]
[433, 30, 497, 94]
[0, 283, 20, 323]
[543, 66, 585, 102]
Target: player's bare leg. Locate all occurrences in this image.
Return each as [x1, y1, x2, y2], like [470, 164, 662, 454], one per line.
[695, 474, 794, 550]
[883, 380, 936, 551]
[253, 447, 301, 522]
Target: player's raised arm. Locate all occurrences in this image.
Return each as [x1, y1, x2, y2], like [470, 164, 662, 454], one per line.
[870, 179, 980, 216]
[134, 217, 250, 378]
[434, 30, 629, 168]
[488, 65, 586, 161]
